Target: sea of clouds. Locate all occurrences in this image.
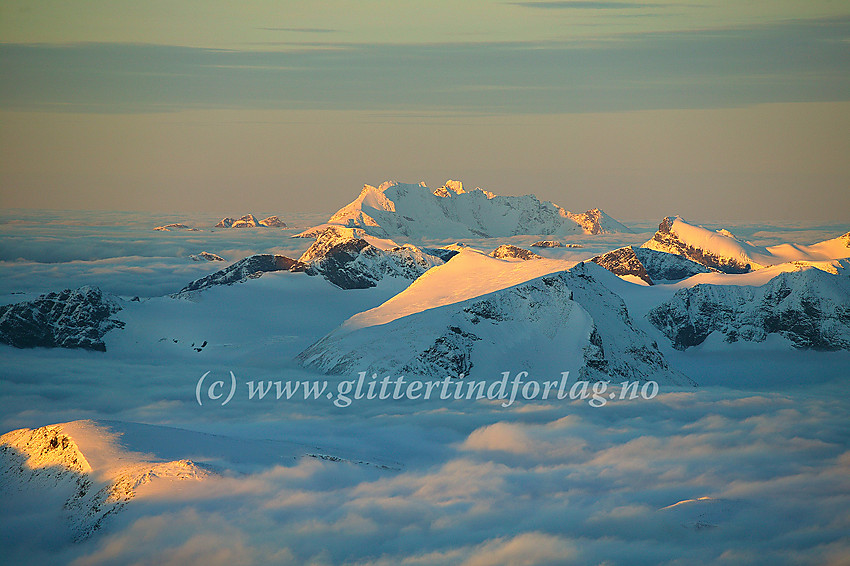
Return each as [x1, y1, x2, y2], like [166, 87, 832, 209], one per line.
[1, 210, 849, 565]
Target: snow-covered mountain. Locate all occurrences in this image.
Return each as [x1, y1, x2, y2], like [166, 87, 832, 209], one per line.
[0, 419, 398, 543]
[642, 217, 850, 273]
[641, 217, 768, 273]
[0, 421, 210, 541]
[215, 214, 286, 228]
[298, 226, 446, 289]
[176, 254, 306, 295]
[153, 223, 198, 231]
[189, 251, 225, 262]
[591, 246, 714, 285]
[647, 261, 850, 350]
[0, 286, 124, 351]
[591, 247, 654, 285]
[296, 180, 631, 241]
[297, 253, 693, 385]
[489, 244, 542, 261]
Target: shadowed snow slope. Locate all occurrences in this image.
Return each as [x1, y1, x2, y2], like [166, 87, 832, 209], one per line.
[296, 180, 631, 240]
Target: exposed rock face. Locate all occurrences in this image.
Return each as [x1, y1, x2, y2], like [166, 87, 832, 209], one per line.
[591, 246, 714, 284]
[298, 227, 444, 290]
[297, 262, 693, 385]
[177, 254, 306, 294]
[591, 247, 653, 285]
[189, 252, 225, 262]
[531, 240, 563, 248]
[490, 244, 542, 261]
[215, 214, 286, 228]
[0, 286, 124, 351]
[642, 216, 757, 274]
[647, 267, 850, 350]
[632, 247, 714, 281]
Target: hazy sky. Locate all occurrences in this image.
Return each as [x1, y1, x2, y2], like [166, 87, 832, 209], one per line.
[1, 1, 848, 222]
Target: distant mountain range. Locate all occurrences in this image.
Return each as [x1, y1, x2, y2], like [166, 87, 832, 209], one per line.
[4, 211, 849, 384]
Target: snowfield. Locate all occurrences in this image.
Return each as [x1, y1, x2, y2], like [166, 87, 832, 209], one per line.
[1, 208, 849, 566]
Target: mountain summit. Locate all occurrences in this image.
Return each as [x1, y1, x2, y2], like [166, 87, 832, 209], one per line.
[297, 180, 630, 241]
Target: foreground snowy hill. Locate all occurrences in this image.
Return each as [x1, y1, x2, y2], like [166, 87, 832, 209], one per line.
[297, 253, 692, 385]
[0, 421, 209, 541]
[297, 180, 631, 240]
[641, 216, 850, 273]
[648, 260, 850, 350]
[0, 420, 394, 544]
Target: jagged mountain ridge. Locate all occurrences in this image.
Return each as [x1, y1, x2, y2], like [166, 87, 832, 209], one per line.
[297, 180, 631, 241]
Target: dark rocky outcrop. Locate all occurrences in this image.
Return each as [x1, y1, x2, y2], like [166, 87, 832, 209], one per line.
[0, 286, 123, 351]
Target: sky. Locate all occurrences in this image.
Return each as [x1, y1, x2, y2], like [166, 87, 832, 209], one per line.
[1, 1, 849, 222]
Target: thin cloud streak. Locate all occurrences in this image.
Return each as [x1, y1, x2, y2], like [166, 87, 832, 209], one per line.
[511, 1, 663, 9]
[1, 17, 848, 115]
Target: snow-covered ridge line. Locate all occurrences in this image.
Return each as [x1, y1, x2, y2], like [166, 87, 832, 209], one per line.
[296, 179, 631, 241]
[641, 216, 850, 273]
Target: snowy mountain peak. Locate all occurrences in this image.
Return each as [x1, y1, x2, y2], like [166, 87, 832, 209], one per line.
[176, 254, 306, 295]
[259, 215, 287, 227]
[215, 214, 286, 228]
[643, 217, 850, 273]
[642, 216, 765, 273]
[297, 179, 630, 241]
